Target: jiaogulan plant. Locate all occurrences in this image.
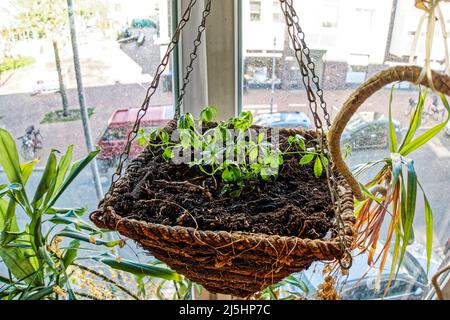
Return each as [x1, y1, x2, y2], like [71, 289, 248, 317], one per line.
[0, 128, 182, 300]
[138, 106, 328, 198]
[353, 86, 450, 293]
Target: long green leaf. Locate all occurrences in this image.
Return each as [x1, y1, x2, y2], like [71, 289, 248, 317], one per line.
[0, 199, 7, 230]
[94, 254, 182, 281]
[46, 149, 100, 210]
[314, 156, 323, 178]
[24, 286, 54, 300]
[400, 94, 450, 156]
[0, 183, 22, 198]
[49, 211, 99, 233]
[418, 180, 433, 274]
[398, 159, 417, 272]
[388, 85, 397, 152]
[399, 88, 427, 151]
[62, 240, 80, 269]
[0, 128, 23, 184]
[57, 228, 122, 247]
[1, 199, 18, 236]
[390, 153, 403, 187]
[0, 246, 41, 286]
[53, 145, 74, 196]
[32, 150, 57, 209]
[20, 159, 39, 184]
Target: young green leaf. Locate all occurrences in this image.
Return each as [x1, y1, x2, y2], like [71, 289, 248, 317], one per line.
[199, 106, 218, 123]
[299, 153, 315, 165]
[162, 148, 174, 161]
[400, 93, 450, 156]
[314, 157, 323, 178]
[177, 113, 195, 130]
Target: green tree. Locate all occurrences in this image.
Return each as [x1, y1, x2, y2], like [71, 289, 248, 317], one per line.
[14, 0, 102, 116]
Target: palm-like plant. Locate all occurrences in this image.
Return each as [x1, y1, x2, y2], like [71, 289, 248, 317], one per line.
[353, 86, 450, 291]
[0, 128, 181, 300]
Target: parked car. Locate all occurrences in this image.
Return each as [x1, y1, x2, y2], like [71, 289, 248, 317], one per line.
[285, 242, 442, 300]
[253, 112, 312, 129]
[341, 111, 402, 149]
[97, 106, 173, 172]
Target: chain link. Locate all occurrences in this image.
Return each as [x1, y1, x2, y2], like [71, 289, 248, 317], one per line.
[175, 0, 212, 119]
[279, 0, 352, 269]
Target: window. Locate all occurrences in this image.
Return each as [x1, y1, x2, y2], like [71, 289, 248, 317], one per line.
[240, 0, 450, 300]
[250, 0, 262, 21]
[0, 0, 175, 205]
[322, 5, 339, 28]
[273, 1, 284, 23]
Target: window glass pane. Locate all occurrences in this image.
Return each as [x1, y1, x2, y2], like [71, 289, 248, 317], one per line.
[242, 0, 450, 300]
[0, 0, 174, 265]
[250, 0, 262, 21]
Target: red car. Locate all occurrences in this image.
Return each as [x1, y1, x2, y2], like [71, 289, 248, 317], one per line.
[97, 106, 173, 172]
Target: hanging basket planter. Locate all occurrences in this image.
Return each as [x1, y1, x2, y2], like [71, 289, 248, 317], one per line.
[91, 121, 355, 297]
[90, 0, 357, 298]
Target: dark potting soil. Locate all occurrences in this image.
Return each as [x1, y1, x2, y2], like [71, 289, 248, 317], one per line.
[102, 123, 335, 240]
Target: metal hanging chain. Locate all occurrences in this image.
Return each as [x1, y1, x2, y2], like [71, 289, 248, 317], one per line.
[106, 0, 201, 197]
[175, 0, 212, 119]
[279, 0, 352, 269]
[283, 0, 332, 129]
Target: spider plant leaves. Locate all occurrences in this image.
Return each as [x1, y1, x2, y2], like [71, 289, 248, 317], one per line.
[399, 87, 427, 152]
[399, 93, 450, 156]
[93, 253, 182, 281]
[418, 180, 433, 274]
[359, 183, 383, 202]
[397, 159, 417, 274]
[388, 85, 398, 152]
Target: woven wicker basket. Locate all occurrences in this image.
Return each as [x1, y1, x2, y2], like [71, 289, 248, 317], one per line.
[90, 124, 356, 298]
